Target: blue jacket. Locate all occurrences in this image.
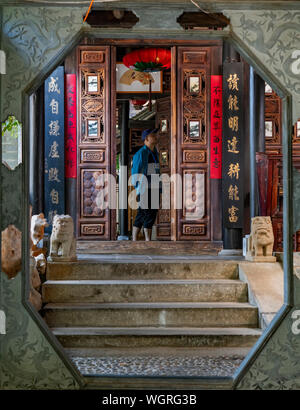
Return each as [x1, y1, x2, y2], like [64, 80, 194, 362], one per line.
[131, 145, 160, 196]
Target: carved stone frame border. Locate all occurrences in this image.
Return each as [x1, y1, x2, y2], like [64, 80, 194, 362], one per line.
[18, 27, 293, 389]
[228, 32, 294, 388]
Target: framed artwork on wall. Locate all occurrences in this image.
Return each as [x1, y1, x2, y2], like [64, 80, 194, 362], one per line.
[116, 63, 163, 93]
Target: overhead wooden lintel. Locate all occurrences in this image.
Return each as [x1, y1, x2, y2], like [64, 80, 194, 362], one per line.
[177, 11, 230, 30]
[85, 10, 139, 28]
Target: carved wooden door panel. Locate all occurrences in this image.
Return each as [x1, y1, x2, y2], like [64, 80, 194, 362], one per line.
[156, 97, 171, 240]
[77, 46, 112, 240]
[176, 47, 211, 240]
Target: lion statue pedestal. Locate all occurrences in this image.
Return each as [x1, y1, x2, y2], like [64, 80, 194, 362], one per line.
[48, 215, 77, 262]
[245, 216, 276, 262]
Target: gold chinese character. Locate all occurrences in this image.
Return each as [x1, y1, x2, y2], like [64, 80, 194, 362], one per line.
[228, 185, 239, 201]
[228, 163, 240, 180]
[49, 120, 60, 136]
[228, 95, 239, 111]
[48, 167, 60, 182]
[228, 116, 239, 132]
[227, 136, 239, 154]
[50, 98, 59, 115]
[49, 141, 59, 158]
[48, 77, 61, 94]
[50, 189, 59, 204]
[228, 205, 239, 223]
[227, 74, 239, 91]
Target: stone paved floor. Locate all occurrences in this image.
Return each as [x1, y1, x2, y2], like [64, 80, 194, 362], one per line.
[68, 348, 246, 377]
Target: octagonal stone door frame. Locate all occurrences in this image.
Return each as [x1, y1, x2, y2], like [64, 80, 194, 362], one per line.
[20, 28, 293, 388]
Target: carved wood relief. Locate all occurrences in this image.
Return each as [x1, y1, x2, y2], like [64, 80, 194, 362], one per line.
[81, 169, 106, 218]
[156, 97, 171, 240]
[81, 149, 105, 163]
[81, 224, 105, 236]
[182, 224, 206, 236]
[183, 69, 206, 145]
[77, 46, 110, 239]
[183, 150, 206, 163]
[177, 47, 211, 240]
[80, 67, 105, 144]
[183, 170, 205, 220]
[265, 87, 282, 154]
[81, 50, 105, 64]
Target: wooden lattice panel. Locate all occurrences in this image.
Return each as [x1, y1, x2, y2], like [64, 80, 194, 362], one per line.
[77, 46, 111, 240]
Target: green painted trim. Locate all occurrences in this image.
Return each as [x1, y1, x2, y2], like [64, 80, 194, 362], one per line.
[282, 95, 294, 306]
[228, 31, 289, 99]
[6, 14, 297, 388]
[22, 55, 86, 389]
[232, 303, 291, 388]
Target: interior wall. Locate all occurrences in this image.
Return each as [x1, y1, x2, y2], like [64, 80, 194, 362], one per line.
[0, 2, 300, 390]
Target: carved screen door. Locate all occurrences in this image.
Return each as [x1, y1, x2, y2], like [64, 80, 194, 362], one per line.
[174, 46, 213, 240]
[76, 44, 220, 242]
[77, 46, 113, 240]
[156, 97, 171, 240]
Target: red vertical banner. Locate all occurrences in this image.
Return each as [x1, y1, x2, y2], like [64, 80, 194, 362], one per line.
[210, 75, 222, 179]
[65, 74, 77, 178]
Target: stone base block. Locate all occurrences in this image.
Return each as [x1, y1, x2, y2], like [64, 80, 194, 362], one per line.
[47, 256, 77, 262]
[245, 255, 276, 262]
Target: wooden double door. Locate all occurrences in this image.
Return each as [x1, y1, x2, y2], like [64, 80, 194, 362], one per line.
[76, 43, 222, 242]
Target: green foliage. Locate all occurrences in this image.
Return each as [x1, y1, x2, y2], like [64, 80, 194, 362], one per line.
[1, 116, 21, 138]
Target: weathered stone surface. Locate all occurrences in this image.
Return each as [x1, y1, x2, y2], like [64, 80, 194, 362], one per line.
[53, 327, 262, 349]
[49, 215, 76, 261]
[29, 287, 42, 312]
[42, 279, 248, 304]
[238, 262, 284, 329]
[1, 224, 22, 279]
[30, 257, 41, 290]
[35, 253, 47, 275]
[46, 261, 239, 281]
[245, 217, 276, 262]
[43, 302, 258, 328]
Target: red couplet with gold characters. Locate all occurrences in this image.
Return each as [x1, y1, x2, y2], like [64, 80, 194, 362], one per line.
[210, 75, 222, 179]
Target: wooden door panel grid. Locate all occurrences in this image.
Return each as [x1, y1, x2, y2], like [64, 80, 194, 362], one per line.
[77, 46, 111, 240]
[177, 47, 211, 240]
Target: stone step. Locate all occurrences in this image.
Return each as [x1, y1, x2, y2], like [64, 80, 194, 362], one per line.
[46, 261, 239, 281]
[42, 279, 248, 303]
[76, 241, 223, 255]
[51, 326, 262, 348]
[43, 302, 258, 328]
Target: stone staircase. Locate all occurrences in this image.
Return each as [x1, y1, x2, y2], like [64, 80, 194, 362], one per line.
[42, 259, 262, 350]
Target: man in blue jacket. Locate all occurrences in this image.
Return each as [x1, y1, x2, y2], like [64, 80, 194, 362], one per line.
[131, 128, 160, 241]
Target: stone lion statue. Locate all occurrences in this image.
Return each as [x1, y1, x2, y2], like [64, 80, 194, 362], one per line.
[49, 215, 76, 261]
[247, 216, 276, 262]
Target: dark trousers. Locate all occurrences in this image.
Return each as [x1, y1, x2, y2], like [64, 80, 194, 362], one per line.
[133, 208, 158, 229]
[133, 189, 159, 229]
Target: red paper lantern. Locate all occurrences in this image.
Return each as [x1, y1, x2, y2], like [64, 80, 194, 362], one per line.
[131, 99, 147, 109]
[123, 48, 171, 72]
